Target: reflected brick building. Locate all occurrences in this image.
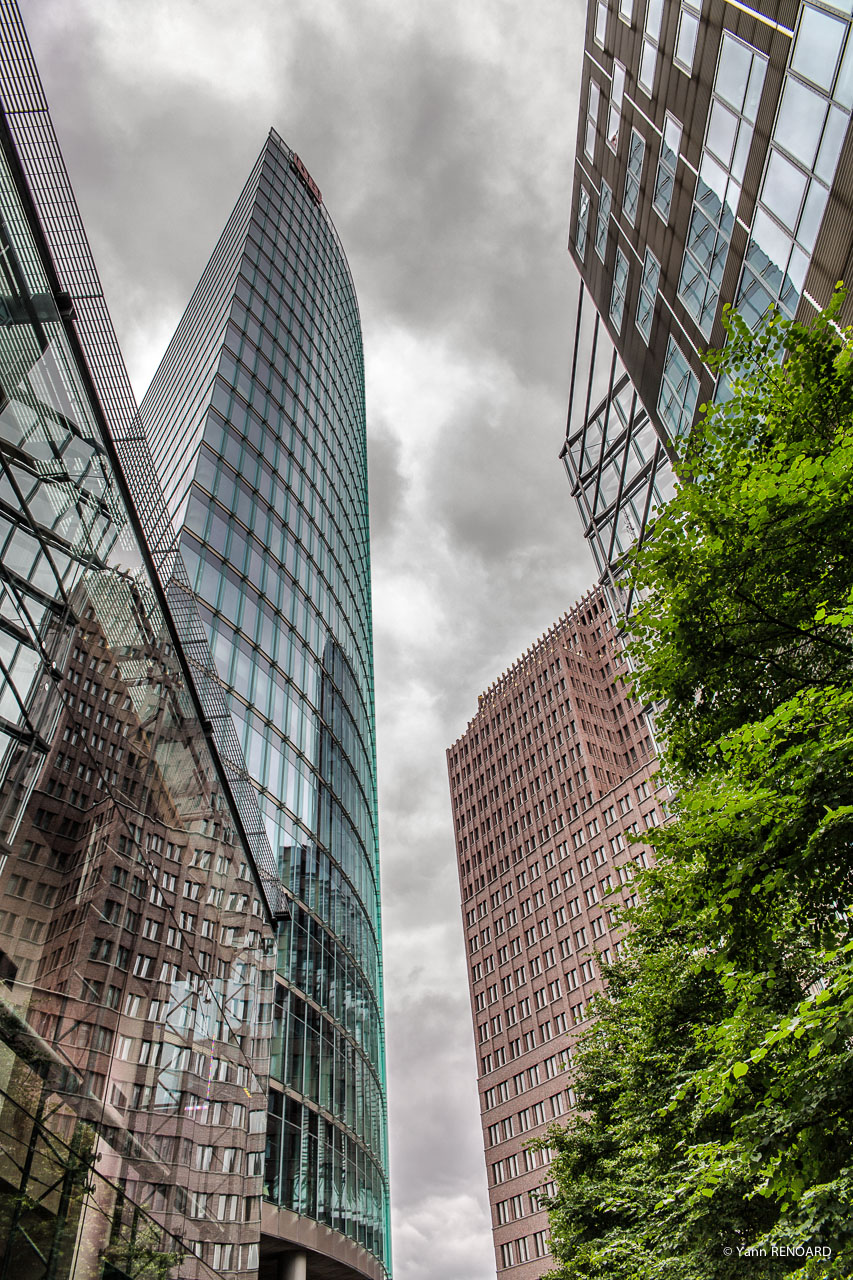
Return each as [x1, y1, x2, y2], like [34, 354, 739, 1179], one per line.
[0, 86, 275, 1277]
[447, 586, 667, 1278]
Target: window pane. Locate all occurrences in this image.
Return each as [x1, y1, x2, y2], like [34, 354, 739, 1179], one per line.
[595, 0, 607, 43]
[749, 207, 794, 284]
[612, 61, 626, 108]
[835, 34, 853, 108]
[663, 115, 682, 163]
[763, 149, 808, 231]
[792, 5, 846, 91]
[744, 50, 767, 122]
[815, 104, 847, 183]
[607, 105, 621, 149]
[645, 0, 664, 39]
[775, 78, 827, 170]
[706, 99, 739, 167]
[797, 180, 829, 252]
[639, 40, 657, 93]
[675, 9, 699, 71]
[715, 33, 753, 111]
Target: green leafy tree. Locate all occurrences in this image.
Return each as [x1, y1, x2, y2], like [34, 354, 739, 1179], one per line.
[542, 297, 853, 1279]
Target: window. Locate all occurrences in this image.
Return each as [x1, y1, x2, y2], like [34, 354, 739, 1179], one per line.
[736, 2, 853, 328]
[585, 79, 601, 160]
[653, 115, 681, 224]
[658, 335, 699, 444]
[674, 0, 701, 74]
[533, 1230, 550, 1258]
[639, 0, 664, 94]
[595, 181, 611, 260]
[607, 62, 626, 150]
[216, 1194, 239, 1221]
[610, 248, 629, 332]
[619, 0, 633, 22]
[594, 0, 607, 45]
[623, 130, 645, 225]
[679, 34, 767, 335]
[636, 249, 660, 343]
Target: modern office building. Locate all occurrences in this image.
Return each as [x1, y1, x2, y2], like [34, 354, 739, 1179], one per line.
[0, 4, 388, 1280]
[447, 587, 668, 1279]
[564, 0, 853, 592]
[139, 134, 389, 1280]
[0, 11, 278, 1280]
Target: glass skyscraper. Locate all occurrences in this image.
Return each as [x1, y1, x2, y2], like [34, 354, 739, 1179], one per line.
[141, 133, 389, 1279]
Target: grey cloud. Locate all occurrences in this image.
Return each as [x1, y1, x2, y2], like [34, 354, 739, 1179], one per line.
[367, 424, 408, 549]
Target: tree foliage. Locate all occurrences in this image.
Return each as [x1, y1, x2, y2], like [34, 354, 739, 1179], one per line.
[542, 297, 853, 1279]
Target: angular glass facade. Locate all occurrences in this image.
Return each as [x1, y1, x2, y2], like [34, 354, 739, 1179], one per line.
[141, 134, 389, 1276]
[0, 78, 275, 1280]
[735, 2, 853, 326]
[562, 290, 675, 611]
[565, 0, 853, 597]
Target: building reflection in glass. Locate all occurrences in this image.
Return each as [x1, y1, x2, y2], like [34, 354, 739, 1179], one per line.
[0, 111, 275, 1280]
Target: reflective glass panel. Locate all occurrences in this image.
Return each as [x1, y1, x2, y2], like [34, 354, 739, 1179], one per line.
[596, 181, 612, 259]
[750, 207, 794, 284]
[639, 39, 657, 93]
[576, 186, 590, 260]
[797, 179, 830, 251]
[792, 5, 846, 91]
[775, 78, 827, 169]
[716, 34, 753, 112]
[706, 99, 739, 167]
[675, 8, 699, 72]
[595, 0, 607, 44]
[836, 34, 853, 107]
[815, 103, 848, 182]
[763, 149, 808, 231]
[612, 60, 626, 108]
[646, 0, 664, 39]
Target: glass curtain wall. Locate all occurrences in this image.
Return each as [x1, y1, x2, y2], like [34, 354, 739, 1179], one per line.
[0, 117, 275, 1280]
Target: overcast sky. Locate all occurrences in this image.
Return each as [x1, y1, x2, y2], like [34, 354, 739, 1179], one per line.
[21, 2, 594, 1275]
